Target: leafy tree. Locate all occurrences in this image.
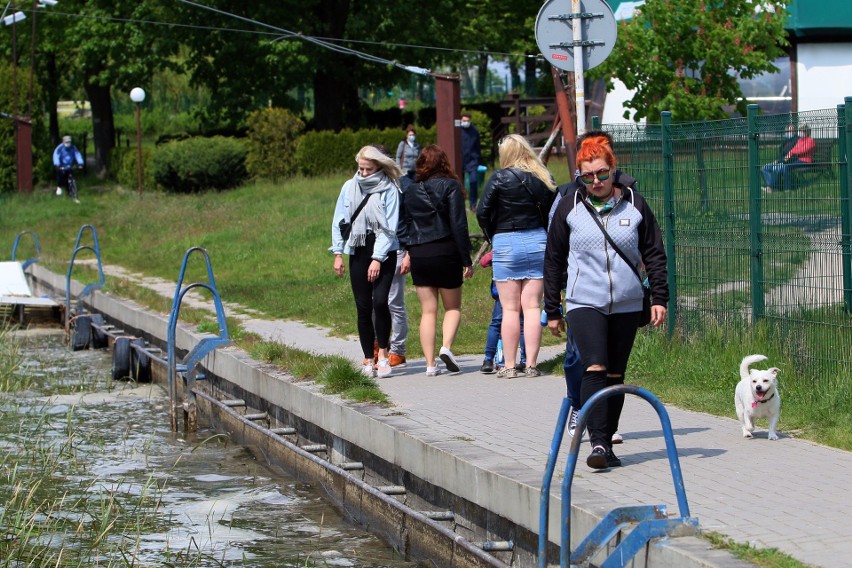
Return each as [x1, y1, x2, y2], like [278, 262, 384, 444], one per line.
[596, 0, 790, 121]
[50, 0, 179, 174]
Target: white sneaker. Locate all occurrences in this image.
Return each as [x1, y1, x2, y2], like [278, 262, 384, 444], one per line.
[56, 187, 62, 196]
[567, 407, 580, 438]
[438, 346, 460, 373]
[376, 358, 392, 378]
[361, 361, 376, 378]
[425, 366, 442, 377]
[611, 432, 623, 444]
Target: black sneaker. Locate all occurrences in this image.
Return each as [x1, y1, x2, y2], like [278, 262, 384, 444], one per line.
[480, 359, 495, 374]
[587, 446, 608, 469]
[605, 447, 622, 468]
[515, 362, 526, 372]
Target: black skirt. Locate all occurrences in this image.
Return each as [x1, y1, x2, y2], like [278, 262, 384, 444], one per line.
[409, 238, 463, 289]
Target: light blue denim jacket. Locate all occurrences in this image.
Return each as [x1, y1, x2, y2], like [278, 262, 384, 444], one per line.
[329, 177, 401, 262]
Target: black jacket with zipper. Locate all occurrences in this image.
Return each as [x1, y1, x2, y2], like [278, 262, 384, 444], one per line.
[398, 177, 472, 266]
[476, 167, 555, 240]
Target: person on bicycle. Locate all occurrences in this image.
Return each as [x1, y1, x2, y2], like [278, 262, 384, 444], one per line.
[52, 135, 84, 202]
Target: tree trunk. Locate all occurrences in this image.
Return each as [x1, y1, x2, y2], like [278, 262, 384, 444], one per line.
[476, 53, 488, 96]
[311, 0, 353, 131]
[83, 79, 114, 175]
[524, 54, 538, 97]
[509, 60, 521, 93]
[45, 53, 60, 146]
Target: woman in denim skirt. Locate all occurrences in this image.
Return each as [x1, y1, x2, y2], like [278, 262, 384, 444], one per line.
[476, 134, 556, 379]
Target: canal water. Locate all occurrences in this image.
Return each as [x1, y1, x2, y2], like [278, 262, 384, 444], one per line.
[1, 329, 417, 567]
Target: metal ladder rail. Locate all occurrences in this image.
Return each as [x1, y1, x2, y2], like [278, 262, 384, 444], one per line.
[64, 224, 105, 334]
[166, 246, 230, 432]
[11, 230, 41, 270]
[538, 384, 696, 568]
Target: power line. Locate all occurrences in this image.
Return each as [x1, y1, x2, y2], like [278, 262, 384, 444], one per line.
[31, 3, 537, 63]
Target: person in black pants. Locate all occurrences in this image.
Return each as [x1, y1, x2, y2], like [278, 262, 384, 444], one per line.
[330, 145, 403, 379]
[544, 136, 668, 470]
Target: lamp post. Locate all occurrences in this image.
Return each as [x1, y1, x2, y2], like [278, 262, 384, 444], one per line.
[130, 87, 145, 197]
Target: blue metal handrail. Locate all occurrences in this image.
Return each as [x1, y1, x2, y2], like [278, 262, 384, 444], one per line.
[538, 385, 695, 568]
[11, 230, 41, 270]
[65, 225, 105, 332]
[166, 246, 230, 432]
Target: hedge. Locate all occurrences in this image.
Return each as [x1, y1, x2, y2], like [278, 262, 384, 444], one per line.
[151, 136, 248, 193]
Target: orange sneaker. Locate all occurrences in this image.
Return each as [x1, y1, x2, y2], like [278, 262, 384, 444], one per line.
[388, 353, 407, 367]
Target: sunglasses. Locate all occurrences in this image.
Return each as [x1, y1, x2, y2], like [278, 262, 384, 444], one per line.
[579, 168, 611, 185]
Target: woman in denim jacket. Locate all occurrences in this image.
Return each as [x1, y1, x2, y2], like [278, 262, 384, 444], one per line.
[330, 146, 402, 379]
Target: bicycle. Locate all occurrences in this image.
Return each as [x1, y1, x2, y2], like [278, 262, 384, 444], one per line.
[56, 166, 81, 203]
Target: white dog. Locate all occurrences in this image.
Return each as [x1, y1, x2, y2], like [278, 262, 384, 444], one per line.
[735, 354, 781, 440]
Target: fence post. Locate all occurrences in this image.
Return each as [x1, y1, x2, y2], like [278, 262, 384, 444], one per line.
[747, 104, 765, 322]
[661, 111, 676, 334]
[841, 98, 852, 313]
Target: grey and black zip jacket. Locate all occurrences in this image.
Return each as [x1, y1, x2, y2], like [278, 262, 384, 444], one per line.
[543, 184, 668, 320]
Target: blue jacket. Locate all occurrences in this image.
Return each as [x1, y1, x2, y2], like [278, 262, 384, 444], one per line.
[329, 177, 401, 262]
[53, 144, 84, 168]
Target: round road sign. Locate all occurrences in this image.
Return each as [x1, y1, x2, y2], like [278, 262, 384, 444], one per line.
[535, 0, 618, 71]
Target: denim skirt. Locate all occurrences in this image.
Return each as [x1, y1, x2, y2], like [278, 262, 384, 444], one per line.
[492, 228, 546, 281]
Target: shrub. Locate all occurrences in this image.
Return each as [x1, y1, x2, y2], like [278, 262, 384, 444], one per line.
[151, 136, 248, 193]
[295, 125, 436, 177]
[111, 146, 156, 192]
[246, 107, 304, 182]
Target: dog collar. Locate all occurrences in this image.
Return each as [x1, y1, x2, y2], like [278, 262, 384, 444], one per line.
[751, 393, 775, 408]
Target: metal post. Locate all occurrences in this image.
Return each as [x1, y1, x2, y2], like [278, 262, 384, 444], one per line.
[841, 98, 852, 313]
[661, 111, 676, 334]
[433, 73, 461, 180]
[571, 0, 586, 136]
[747, 104, 765, 322]
[551, 67, 577, 174]
[135, 101, 143, 197]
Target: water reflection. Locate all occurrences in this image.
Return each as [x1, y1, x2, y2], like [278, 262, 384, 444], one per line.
[1, 330, 416, 567]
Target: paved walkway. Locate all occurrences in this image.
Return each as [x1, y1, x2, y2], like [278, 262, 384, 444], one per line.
[96, 265, 850, 568]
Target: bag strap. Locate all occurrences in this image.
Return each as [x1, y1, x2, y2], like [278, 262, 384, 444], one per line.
[507, 168, 547, 227]
[349, 193, 372, 224]
[580, 198, 644, 287]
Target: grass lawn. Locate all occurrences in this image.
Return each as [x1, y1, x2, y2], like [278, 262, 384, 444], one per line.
[2, 171, 851, 452]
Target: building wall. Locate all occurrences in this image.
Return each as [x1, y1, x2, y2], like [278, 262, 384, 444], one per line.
[796, 43, 852, 112]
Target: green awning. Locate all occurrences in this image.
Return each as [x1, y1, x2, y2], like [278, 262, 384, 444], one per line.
[606, 0, 852, 37]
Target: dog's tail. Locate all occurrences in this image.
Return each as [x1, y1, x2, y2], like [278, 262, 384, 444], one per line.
[740, 354, 768, 381]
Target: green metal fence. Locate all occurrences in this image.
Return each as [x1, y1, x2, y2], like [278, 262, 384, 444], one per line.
[600, 96, 852, 372]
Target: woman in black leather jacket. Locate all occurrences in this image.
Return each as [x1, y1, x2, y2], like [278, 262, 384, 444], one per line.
[476, 134, 556, 379]
[399, 145, 474, 376]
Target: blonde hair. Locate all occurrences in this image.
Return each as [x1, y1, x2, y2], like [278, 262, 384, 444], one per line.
[498, 134, 556, 191]
[356, 145, 402, 182]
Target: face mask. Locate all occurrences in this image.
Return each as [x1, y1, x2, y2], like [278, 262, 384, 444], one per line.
[461, 121, 470, 129]
[408, 135, 415, 143]
[64, 142, 71, 148]
[785, 133, 795, 139]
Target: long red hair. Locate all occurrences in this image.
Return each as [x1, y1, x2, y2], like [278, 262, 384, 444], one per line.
[415, 145, 460, 183]
[576, 136, 617, 170]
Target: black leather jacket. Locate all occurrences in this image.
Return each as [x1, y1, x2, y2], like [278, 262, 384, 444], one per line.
[398, 177, 472, 266]
[476, 167, 555, 240]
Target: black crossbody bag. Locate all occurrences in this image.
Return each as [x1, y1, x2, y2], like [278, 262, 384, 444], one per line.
[580, 198, 652, 327]
[339, 193, 371, 241]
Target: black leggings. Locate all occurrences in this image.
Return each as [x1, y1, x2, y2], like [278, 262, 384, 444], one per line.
[566, 308, 641, 448]
[349, 237, 397, 359]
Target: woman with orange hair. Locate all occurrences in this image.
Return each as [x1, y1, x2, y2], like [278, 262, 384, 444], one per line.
[543, 136, 668, 470]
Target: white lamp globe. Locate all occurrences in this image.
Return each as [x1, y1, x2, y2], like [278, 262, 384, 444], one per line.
[130, 88, 146, 103]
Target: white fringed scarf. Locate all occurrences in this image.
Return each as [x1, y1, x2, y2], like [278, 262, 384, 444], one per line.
[345, 171, 398, 247]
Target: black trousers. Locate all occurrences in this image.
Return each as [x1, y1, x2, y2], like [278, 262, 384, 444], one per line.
[566, 307, 641, 448]
[349, 236, 397, 359]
